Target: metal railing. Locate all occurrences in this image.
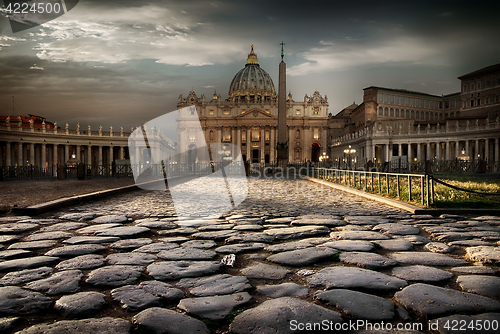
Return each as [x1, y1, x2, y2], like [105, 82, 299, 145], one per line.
[316, 167, 434, 207]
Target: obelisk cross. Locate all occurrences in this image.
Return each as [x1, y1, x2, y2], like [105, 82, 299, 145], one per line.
[280, 41, 285, 60]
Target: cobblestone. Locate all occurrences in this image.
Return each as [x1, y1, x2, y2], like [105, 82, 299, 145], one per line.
[0, 178, 499, 332]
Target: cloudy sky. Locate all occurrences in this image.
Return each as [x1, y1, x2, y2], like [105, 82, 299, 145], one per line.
[0, 0, 499, 131]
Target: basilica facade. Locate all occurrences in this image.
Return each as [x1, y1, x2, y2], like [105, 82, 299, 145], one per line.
[176, 46, 329, 164]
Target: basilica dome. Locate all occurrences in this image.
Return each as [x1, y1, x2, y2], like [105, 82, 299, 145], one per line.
[228, 46, 276, 100]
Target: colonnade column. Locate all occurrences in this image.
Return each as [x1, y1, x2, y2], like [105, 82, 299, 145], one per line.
[455, 141, 460, 159]
[436, 142, 441, 161]
[119, 146, 124, 160]
[366, 139, 373, 162]
[260, 129, 265, 163]
[5, 142, 11, 166]
[417, 143, 422, 162]
[270, 128, 275, 163]
[246, 127, 250, 163]
[426, 143, 431, 161]
[41, 143, 46, 170]
[87, 146, 92, 167]
[17, 143, 23, 167]
[385, 144, 390, 163]
[407, 144, 412, 163]
[29, 143, 35, 166]
[398, 143, 402, 156]
[288, 127, 294, 162]
[64, 144, 69, 165]
[445, 142, 450, 160]
[495, 138, 499, 171]
[465, 140, 470, 159]
[484, 139, 489, 161]
[98, 146, 103, 166]
[109, 146, 114, 165]
[475, 140, 479, 159]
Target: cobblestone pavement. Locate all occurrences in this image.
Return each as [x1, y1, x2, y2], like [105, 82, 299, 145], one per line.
[0, 178, 499, 333]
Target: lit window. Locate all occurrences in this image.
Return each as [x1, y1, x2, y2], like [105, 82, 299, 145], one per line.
[242, 131, 246, 141]
[265, 130, 270, 140]
[296, 109, 301, 115]
[223, 109, 230, 115]
[477, 82, 481, 90]
[265, 109, 270, 113]
[209, 110, 214, 116]
[313, 128, 319, 139]
[224, 129, 231, 141]
[252, 129, 259, 141]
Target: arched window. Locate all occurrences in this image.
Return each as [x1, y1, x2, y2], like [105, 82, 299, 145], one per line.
[444, 113, 448, 119]
[296, 129, 301, 139]
[414, 110, 418, 119]
[395, 109, 399, 117]
[378, 107, 383, 116]
[456, 111, 460, 117]
[209, 130, 214, 141]
[450, 112, 455, 118]
[406, 109, 410, 118]
[426, 112, 429, 120]
[384, 107, 388, 116]
[390, 108, 394, 117]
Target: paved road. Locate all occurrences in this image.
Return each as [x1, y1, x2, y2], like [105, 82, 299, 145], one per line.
[0, 178, 499, 333]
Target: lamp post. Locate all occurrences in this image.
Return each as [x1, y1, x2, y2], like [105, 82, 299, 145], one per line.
[343, 145, 356, 170]
[319, 151, 329, 166]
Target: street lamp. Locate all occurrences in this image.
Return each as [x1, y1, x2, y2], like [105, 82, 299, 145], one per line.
[343, 145, 356, 169]
[319, 152, 329, 162]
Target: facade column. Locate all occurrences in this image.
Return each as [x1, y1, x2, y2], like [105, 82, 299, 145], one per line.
[407, 143, 413, 163]
[417, 143, 422, 161]
[495, 138, 499, 171]
[436, 142, 441, 161]
[484, 138, 489, 161]
[366, 139, 373, 162]
[288, 127, 294, 162]
[465, 140, 470, 160]
[6, 142, 11, 166]
[426, 143, 431, 161]
[109, 146, 114, 165]
[217, 127, 222, 143]
[236, 128, 241, 153]
[475, 139, 479, 160]
[98, 146, 103, 166]
[270, 127, 275, 163]
[260, 128, 265, 163]
[53, 144, 58, 176]
[41, 143, 46, 170]
[23, 144, 28, 166]
[64, 144, 69, 165]
[398, 143, 402, 156]
[87, 145, 92, 167]
[17, 143, 23, 167]
[119, 146, 124, 160]
[385, 143, 390, 163]
[445, 142, 450, 160]
[246, 127, 250, 163]
[455, 141, 460, 159]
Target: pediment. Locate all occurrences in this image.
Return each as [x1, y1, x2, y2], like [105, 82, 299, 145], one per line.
[236, 108, 276, 119]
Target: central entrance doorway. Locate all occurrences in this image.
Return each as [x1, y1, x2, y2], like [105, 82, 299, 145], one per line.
[252, 149, 259, 163]
[311, 142, 320, 162]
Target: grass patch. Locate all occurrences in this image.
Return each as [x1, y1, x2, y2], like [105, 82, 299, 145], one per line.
[331, 253, 340, 261]
[371, 242, 382, 249]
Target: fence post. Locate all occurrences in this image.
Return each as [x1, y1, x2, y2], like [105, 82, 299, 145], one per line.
[397, 175, 400, 199]
[426, 174, 430, 207]
[378, 174, 381, 193]
[408, 175, 412, 201]
[431, 176, 434, 204]
[386, 174, 389, 195]
[421, 176, 424, 205]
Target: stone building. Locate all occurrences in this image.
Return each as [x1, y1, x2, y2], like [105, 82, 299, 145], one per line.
[176, 46, 330, 164]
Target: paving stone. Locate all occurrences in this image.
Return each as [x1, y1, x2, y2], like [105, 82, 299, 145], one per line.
[321, 240, 375, 251]
[339, 252, 397, 269]
[449, 240, 496, 247]
[456, 275, 500, 298]
[25, 231, 74, 241]
[176, 219, 223, 228]
[107, 252, 157, 265]
[330, 231, 391, 240]
[411, 214, 435, 219]
[215, 243, 266, 254]
[92, 214, 128, 224]
[402, 235, 432, 245]
[394, 283, 500, 317]
[0, 256, 59, 271]
[133, 307, 209, 334]
[0, 216, 31, 222]
[425, 242, 454, 253]
[55, 291, 107, 318]
[25, 270, 83, 295]
[147, 261, 221, 280]
[229, 297, 343, 334]
[111, 281, 184, 311]
[256, 283, 308, 298]
[0, 317, 21, 331]
[16, 317, 131, 333]
[63, 236, 120, 244]
[451, 265, 497, 275]
[0, 223, 38, 233]
[60, 213, 97, 221]
[159, 236, 191, 243]
[191, 230, 240, 240]
[0, 249, 32, 260]
[181, 240, 217, 249]
[389, 252, 469, 266]
[391, 265, 454, 282]
[264, 240, 315, 253]
[197, 224, 235, 231]
[344, 215, 390, 225]
[0, 235, 20, 243]
[0, 267, 53, 286]
[374, 239, 413, 251]
[177, 274, 251, 297]
[240, 262, 291, 279]
[291, 218, 346, 227]
[45, 244, 106, 257]
[433, 232, 473, 243]
[0, 286, 52, 314]
[75, 223, 123, 234]
[373, 223, 420, 235]
[435, 313, 500, 334]
[56, 254, 106, 271]
[264, 225, 330, 239]
[466, 246, 500, 264]
[335, 225, 370, 231]
[133, 242, 179, 253]
[233, 224, 264, 231]
[264, 217, 295, 224]
[315, 289, 396, 320]
[177, 292, 252, 320]
[95, 226, 150, 237]
[110, 238, 153, 249]
[267, 246, 338, 266]
[158, 227, 198, 236]
[8, 240, 58, 250]
[307, 266, 407, 291]
[86, 265, 143, 287]
[157, 248, 216, 260]
[135, 218, 177, 229]
[474, 216, 500, 221]
[39, 222, 88, 232]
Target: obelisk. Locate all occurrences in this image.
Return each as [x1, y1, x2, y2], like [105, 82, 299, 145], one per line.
[277, 41, 288, 168]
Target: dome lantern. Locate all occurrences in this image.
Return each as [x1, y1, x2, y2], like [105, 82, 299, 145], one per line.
[247, 45, 258, 64]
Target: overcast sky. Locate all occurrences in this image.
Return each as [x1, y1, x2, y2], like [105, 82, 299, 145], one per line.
[0, 0, 499, 131]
